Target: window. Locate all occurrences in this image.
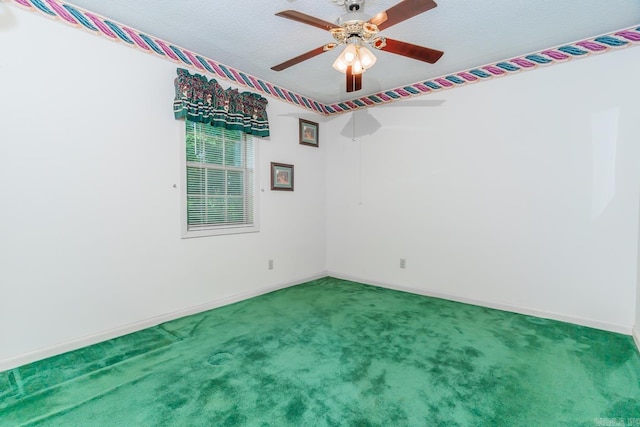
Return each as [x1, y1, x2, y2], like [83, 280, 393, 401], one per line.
[182, 121, 258, 237]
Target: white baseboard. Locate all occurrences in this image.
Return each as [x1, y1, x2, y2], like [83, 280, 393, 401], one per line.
[3, 272, 634, 372]
[0, 272, 327, 373]
[327, 272, 633, 335]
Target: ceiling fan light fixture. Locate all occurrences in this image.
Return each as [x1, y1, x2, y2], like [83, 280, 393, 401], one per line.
[333, 40, 377, 74]
[332, 42, 356, 72]
[351, 57, 364, 74]
[358, 45, 377, 68]
[342, 43, 358, 63]
[332, 55, 349, 73]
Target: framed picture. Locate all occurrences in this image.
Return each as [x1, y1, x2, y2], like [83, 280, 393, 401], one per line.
[299, 118, 319, 147]
[271, 162, 294, 191]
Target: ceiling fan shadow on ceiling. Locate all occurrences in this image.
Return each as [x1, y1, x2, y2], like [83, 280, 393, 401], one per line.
[340, 99, 445, 139]
[271, 0, 444, 93]
[340, 109, 382, 139]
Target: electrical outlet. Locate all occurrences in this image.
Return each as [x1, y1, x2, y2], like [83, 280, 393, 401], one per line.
[268, 259, 274, 270]
[400, 258, 406, 269]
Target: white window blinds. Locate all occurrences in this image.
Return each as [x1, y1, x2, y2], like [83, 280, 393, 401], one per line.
[183, 121, 257, 237]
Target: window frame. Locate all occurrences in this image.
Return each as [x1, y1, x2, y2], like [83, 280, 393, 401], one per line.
[180, 121, 260, 238]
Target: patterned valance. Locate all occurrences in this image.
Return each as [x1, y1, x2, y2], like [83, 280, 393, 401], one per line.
[173, 68, 269, 137]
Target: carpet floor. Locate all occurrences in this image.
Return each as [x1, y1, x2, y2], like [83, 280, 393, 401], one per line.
[1, 277, 639, 426]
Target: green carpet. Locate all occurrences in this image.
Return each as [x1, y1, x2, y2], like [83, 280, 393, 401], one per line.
[2, 277, 639, 426]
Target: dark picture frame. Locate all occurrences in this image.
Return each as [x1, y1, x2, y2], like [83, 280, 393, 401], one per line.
[271, 162, 294, 191]
[299, 119, 319, 147]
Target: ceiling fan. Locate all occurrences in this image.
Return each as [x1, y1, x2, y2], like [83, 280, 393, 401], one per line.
[271, 0, 444, 93]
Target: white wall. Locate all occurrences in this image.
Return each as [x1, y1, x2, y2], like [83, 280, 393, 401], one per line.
[0, 7, 326, 369]
[2, 4, 639, 369]
[326, 46, 640, 333]
[636, 203, 640, 347]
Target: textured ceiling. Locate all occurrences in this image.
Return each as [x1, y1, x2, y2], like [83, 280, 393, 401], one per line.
[26, 0, 640, 105]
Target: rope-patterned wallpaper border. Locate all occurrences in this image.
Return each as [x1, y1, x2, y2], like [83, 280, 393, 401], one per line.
[327, 28, 640, 114]
[7, 0, 326, 114]
[8, 0, 640, 116]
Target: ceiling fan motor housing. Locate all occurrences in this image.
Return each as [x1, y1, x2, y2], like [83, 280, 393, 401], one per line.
[345, 0, 365, 12]
[338, 0, 371, 28]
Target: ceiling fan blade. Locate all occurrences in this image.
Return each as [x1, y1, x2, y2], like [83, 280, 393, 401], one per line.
[346, 66, 362, 93]
[271, 46, 328, 71]
[354, 73, 363, 92]
[379, 38, 444, 64]
[369, 0, 438, 31]
[275, 10, 338, 31]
